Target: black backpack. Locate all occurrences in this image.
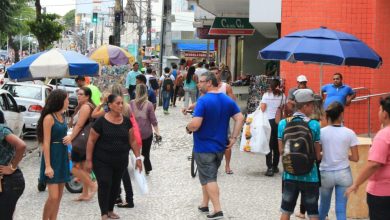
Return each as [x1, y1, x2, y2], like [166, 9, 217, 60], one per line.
[282, 117, 316, 175]
[162, 75, 174, 91]
[149, 77, 159, 90]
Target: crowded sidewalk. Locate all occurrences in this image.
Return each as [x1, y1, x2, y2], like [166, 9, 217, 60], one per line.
[13, 103, 352, 220]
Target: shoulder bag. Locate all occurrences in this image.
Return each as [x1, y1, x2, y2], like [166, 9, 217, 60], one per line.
[72, 103, 94, 157]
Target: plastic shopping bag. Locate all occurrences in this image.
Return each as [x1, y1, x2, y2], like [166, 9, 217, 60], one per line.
[240, 108, 271, 154]
[128, 152, 149, 195]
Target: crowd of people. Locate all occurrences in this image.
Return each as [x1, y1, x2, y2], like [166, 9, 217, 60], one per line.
[0, 57, 389, 220]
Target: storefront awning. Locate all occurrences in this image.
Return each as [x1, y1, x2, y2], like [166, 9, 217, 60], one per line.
[177, 43, 215, 51]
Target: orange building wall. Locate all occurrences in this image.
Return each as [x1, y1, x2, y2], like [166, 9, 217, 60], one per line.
[280, 0, 390, 135]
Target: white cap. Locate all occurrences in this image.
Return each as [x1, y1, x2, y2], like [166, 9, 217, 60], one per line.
[297, 75, 308, 82]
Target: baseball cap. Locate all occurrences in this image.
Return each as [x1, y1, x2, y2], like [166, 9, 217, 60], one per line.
[293, 89, 315, 103]
[297, 75, 308, 82]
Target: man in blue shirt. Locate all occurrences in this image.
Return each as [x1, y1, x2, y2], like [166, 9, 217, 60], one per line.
[278, 89, 322, 220]
[136, 74, 157, 110]
[321, 73, 356, 109]
[126, 62, 141, 100]
[186, 72, 244, 220]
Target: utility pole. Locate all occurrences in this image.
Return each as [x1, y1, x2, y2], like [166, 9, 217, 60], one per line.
[113, 0, 122, 46]
[137, 0, 143, 64]
[100, 16, 104, 46]
[159, 0, 172, 76]
[146, 0, 152, 47]
[94, 22, 98, 48]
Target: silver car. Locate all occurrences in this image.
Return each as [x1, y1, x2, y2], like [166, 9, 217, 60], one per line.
[0, 89, 26, 137]
[2, 82, 51, 136]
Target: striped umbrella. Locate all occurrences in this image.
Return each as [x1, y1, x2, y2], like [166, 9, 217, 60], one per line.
[89, 45, 135, 65]
[7, 49, 100, 80]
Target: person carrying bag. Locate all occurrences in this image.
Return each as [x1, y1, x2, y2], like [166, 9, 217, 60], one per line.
[0, 110, 27, 219]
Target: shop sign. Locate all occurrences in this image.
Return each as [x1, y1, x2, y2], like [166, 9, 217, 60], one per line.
[209, 17, 255, 36]
[197, 26, 229, 39]
[182, 52, 215, 58]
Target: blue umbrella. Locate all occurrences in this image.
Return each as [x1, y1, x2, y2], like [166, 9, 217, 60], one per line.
[259, 26, 382, 88]
[8, 48, 100, 80]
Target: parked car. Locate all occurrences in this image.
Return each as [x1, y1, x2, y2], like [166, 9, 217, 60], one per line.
[0, 89, 26, 137]
[2, 82, 51, 136]
[47, 78, 78, 113]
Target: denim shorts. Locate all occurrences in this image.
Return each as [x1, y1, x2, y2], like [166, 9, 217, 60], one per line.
[281, 180, 319, 217]
[194, 152, 224, 185]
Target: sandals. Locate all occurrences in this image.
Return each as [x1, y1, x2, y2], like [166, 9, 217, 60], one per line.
[225, 170, 234, 175]
[108, 212, 120, 219]
[295, 212, 305, 219]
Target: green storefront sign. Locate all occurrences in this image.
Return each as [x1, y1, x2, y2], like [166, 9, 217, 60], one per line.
[209, 17, 255, 36]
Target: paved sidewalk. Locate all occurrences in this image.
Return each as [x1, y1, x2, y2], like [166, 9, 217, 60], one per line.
[14, 103, 351, 220]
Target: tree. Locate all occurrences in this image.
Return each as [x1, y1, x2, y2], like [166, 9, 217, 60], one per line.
[0, 0, 34, 61]
[29, 0, 64, 51]
[63, 9, 75, 31]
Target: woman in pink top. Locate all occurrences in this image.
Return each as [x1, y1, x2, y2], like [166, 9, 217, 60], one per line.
[345, 96, 390, 220]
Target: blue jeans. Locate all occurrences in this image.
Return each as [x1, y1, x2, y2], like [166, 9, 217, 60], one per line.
[162, 91, 171, 110]
[319, 167, 353, 220]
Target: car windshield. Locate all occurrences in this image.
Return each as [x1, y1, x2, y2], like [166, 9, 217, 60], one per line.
[5, 85, 42, 100]
[59, 78, 77, 87]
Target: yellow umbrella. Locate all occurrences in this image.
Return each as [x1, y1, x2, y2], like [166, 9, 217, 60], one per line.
[89, 45, 135, 65]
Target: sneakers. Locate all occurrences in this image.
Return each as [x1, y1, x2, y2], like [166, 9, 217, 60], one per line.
[265, 168, 274, 177]
[198, 206, 209, 213]
[163, 110, 169, 114]
[272, 167, 279, 174]
[207, 211, 224, 219]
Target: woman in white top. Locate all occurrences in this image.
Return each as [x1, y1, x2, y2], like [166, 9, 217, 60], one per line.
[319, 102, 359, 220]
[260, 79, 286, 176]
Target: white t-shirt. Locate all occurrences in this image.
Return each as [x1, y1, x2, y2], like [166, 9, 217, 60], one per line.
[320, 125, 359, 171]
[260, 92, 286, 120]
[159, 74, 175, 81]
[195, 68, 208, 77]
[145, 74, 154, 88]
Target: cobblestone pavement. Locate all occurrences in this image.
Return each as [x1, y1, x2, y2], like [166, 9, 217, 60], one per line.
[14, 102, 347, 220]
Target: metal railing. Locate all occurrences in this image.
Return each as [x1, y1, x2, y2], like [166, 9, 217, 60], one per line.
[352, 88, 390, 137]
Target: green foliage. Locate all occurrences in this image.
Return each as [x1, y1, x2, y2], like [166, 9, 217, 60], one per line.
[0, 0, 33, 35]
[63, 9, 75, 30]
[29, 13, 64, 50]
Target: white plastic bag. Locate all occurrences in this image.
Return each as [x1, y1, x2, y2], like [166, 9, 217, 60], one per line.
[240, 108, 271, 154]
[128, 152, 149, 195]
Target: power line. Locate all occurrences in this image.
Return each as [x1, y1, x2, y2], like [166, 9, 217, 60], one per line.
[42, 0, 115, 7]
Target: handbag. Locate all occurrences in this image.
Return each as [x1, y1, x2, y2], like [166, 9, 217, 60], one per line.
[72, 103, 94, 157]
[129, 112, 143, 148]
[275, 94, 285, 124]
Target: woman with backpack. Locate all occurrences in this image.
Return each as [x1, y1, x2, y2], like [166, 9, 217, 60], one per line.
[64, 87, 97, 201]
[260, 79, 286, 176]
[0, 110, 26, 219]
[318, 102, 359, 220]
[183, 66, 198, 109]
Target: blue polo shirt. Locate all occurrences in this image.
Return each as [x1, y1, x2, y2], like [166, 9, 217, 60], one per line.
[278, 112, 320, 182]
[321, 84, 355, 109]
[193, 93, 240, 153]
